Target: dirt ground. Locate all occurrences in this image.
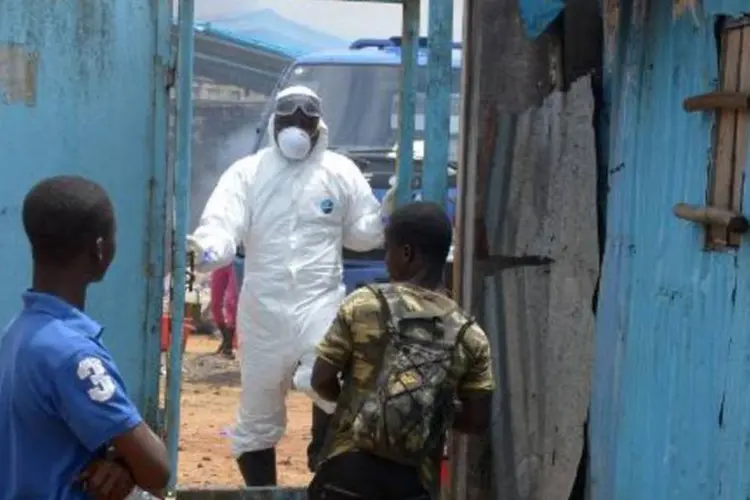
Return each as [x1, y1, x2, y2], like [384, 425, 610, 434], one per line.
[178, 335, 313, 487]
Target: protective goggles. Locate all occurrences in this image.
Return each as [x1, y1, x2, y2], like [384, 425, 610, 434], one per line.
[274, 94, 322, 118]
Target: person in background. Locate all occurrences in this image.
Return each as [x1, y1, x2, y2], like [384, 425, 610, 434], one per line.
[0, 176, 171, 499]
[187, 85, 395, 486]
[309, 202, 494, 500]
[210, 262, 238, 359]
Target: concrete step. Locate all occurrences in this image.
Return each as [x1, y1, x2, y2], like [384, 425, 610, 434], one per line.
[175, 487, 307, 500]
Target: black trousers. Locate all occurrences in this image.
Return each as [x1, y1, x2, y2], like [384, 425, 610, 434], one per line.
[307, 404, 332, 472]
[308, 451, 431, 500]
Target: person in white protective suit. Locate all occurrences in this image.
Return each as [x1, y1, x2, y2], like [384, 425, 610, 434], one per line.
[187, 85, 395, 486]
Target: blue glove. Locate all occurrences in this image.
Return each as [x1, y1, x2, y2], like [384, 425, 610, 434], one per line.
[186, 235, 220, 267]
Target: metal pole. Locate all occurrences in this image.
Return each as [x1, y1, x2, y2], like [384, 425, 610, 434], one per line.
[396, 0, 420, 207]
[422, 0, 454, 205]
[166, 0, 194, 489]
[451, 0, 476, 497]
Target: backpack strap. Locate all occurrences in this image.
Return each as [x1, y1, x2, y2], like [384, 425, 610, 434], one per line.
[368, 284, 473, 343]
[374, 283, 449, 321]
[453, 316, 476, 346]
[365, 284, 399, 334]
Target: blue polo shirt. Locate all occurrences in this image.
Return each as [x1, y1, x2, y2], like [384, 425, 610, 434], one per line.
[0, 291, 143, 499]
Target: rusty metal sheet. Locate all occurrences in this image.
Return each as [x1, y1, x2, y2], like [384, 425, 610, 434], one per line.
[469, 74, 599, 500]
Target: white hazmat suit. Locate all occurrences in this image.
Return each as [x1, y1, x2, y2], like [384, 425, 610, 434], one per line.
[189, 86, 386, 457]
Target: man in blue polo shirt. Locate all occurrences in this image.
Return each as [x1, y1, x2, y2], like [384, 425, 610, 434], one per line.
[0, 176, 171, 498]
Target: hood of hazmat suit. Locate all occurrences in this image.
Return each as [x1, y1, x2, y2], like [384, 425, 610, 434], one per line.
[190, 86, 386, 456]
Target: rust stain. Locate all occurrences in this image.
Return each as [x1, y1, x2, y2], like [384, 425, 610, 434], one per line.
[673, 0, 702, 27]
[605, 0, 700, 53]
[604, 0, 620, 62]
[0, 42, 38, 106]
[673, 0, 698, 18]
[634, 0, 649, 26]
[473, 105, 497, 261]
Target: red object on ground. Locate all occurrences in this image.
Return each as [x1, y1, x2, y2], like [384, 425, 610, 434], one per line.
[440, 457, 450, 488]
[211, 265, 239, 351]
[210, 265, 238, 328]
[160, 314, 193, 353]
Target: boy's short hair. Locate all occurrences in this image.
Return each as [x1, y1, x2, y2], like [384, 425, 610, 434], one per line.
[22, 176, 114, 265]
[386, 202, 453, 267]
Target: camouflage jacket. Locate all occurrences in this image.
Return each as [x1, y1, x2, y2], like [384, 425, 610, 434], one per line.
[316, 283, 495, 491]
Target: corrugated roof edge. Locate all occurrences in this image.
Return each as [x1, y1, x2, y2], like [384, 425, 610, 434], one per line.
[194, 22, 299, 59]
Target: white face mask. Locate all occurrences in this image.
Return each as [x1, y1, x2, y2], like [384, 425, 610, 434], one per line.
[276, 126, 312, 161]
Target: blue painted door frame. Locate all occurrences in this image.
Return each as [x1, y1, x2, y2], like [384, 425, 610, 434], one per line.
[0, 0, 171, 425]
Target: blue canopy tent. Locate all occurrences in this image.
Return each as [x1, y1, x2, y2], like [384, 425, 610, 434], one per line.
[200, 7, 349, 58]
[173, 8, 348, 95]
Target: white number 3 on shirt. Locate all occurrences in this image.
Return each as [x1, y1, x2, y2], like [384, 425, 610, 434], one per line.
[77, 357, 117, 402]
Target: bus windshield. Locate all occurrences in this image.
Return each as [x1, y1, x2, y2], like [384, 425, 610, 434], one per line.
[259, 63, 461, 161]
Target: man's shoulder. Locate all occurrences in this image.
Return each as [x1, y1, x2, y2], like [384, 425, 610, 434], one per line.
[460, 322, 490, 352]
[380, 283, 462, 315]
[340, 286, 381, 317]
[21, 315, 108, 368]
[320, 150, 359, 176]
[321, 149, 356, 165]
[224, 151, 268, 178]
[1, 313, 110, 391]
[380, 284, 484, 340]
[337, 287, 386, 342]
[231, 152, 261, 167]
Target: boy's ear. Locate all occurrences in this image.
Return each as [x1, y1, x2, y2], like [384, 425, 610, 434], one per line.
[94, 237, 104, 262]
[403, 243, 413, 262]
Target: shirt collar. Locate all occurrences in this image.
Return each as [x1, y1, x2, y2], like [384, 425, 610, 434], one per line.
[22, 290, 103, 340]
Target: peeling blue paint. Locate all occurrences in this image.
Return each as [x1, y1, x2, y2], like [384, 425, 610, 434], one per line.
[395, 0, 420, 207]
[592, 1, 750, 499]
[422, 0, 454, 205]
[166, 0, 195, 487]
[701, 0, 750, 16]
[0, 0, 168, 415]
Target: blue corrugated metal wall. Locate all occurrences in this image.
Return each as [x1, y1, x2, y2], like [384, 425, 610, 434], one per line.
[592, 0, 750, 498]
[0, 0, 170, 422]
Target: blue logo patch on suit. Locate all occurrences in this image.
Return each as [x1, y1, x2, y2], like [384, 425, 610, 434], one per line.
[320, 198, 334, 214]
